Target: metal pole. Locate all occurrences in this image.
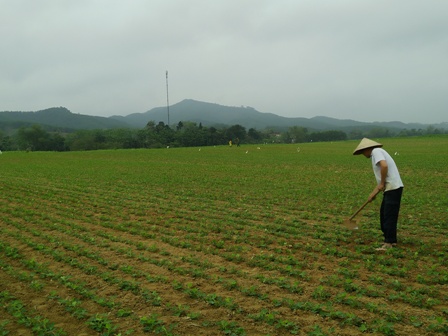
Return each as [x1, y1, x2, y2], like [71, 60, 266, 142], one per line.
[166, 70, 170, 126]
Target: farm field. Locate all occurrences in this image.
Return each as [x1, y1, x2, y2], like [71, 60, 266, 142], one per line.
[0, 136, 447, 335]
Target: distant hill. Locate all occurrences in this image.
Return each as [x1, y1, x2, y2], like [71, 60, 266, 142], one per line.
[0, 107, 130, 132]
[112, 99, 445, 131]
[1, 101, 447, 133]
[111, 99, 307, 130]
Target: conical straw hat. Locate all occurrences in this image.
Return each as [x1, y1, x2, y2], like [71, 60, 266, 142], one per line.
[353, 138, 383, 155]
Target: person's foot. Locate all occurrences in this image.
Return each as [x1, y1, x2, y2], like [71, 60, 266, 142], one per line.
[376, 243, 393, 251]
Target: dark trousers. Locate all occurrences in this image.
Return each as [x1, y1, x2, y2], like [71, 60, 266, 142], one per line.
[380, 187, 403, 244]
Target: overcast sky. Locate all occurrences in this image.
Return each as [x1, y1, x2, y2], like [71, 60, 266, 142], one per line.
[1, 0, 447, 124]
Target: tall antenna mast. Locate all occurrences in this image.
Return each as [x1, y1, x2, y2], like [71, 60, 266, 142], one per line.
[165, 70, 170, 126]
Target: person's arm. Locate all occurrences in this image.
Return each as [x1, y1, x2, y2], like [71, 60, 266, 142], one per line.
[368, 160, 388, 202]
[377, 160, 388, 191]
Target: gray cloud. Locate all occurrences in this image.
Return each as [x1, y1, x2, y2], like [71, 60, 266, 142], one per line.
[1, 0, 447, 123]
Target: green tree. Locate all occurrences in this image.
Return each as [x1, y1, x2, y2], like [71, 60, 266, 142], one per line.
[15, 125, 66, 151]
[48, 133, 66, 151]
[367, 127, 391, 138]
[103, 128, 139, 149]
[0, 130, 12, 150]
[307, 130, 347, 142]
[247, 128, 263, 143]
[66, 130, 98, 151]
[289, 126, 308, 143]
[145, 121, 156, 132]
[17, 125, 50, 151]
[176, 122, 208, 147]
[155, 122, 175, 146]
[225, 125, 246, 143]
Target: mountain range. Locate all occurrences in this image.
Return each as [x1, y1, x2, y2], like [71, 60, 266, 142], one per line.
[1, 99, 446, 133]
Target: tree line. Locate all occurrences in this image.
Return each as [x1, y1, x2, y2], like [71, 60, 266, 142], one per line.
[0, 120, 445, 152]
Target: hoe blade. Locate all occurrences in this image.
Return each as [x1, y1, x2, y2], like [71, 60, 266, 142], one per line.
[344, 219, 359, 230]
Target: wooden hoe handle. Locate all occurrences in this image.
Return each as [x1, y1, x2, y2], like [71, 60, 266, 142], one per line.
[349, 200, 370, 221]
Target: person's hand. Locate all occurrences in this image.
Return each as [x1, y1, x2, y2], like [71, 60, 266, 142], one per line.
[368, 187, 381, 202]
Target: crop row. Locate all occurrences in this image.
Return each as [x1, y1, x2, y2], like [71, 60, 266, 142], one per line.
[2, 202, 447, 335]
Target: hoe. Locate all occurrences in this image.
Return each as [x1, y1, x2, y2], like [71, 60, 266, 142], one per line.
[344, 200, 370, 230]
[344, 189, 380, 230]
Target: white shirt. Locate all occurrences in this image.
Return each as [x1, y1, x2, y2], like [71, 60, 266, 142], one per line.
[371, 148, 404, 191]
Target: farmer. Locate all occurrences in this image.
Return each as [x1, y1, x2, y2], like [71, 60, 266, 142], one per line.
[353, 138, 404, 251]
